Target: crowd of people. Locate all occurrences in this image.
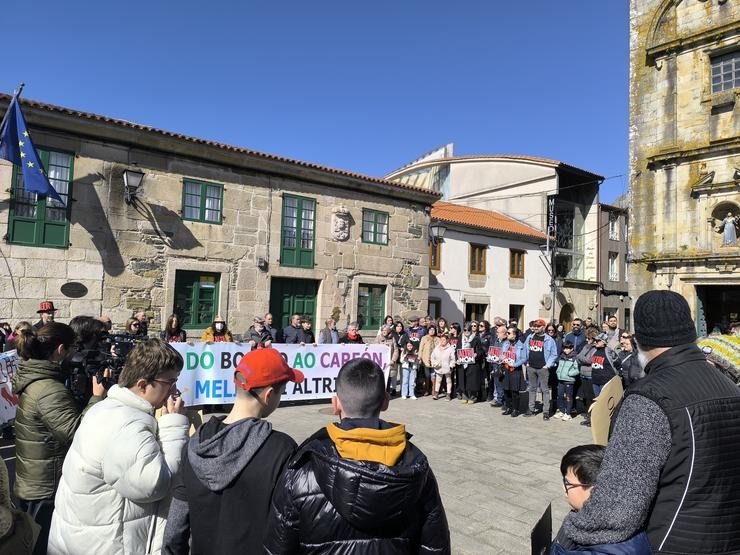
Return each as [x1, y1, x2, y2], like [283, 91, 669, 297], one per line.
[1, 294, 739, 553]
[369, 312, 652, 425]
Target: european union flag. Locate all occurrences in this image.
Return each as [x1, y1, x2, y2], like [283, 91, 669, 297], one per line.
[0, 95, 64, 204]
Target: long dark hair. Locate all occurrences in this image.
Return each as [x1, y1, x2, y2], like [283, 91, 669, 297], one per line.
[16, 322, 76, 361]
[165, 314, 182, 336]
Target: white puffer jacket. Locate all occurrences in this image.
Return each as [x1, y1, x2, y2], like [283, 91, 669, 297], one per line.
[48, 385, 189, 555]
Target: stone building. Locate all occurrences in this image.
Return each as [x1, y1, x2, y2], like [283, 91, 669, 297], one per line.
[598, 203, 631, 329]
[0, 94, 437, 338]
[629, 0, 740, 334]
[387, 145, 605, 328]
[428, 201, 550, 326]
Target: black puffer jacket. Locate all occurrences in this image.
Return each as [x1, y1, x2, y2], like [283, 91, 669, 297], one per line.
[264, 425, 450, 554]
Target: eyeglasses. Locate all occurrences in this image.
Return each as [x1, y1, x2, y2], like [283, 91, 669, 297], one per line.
[621, 334, 631, 339]
[546, 329, 555, 333]
[152, 378, 178, 389]
[131, 323, 140, 327]
[562, 476, 590, 492]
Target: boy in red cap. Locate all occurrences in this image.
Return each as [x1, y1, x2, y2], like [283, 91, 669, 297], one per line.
[163, 348, 303, 555]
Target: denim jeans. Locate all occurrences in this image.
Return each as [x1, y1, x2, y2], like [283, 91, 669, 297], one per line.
[557, 382, 574, 414]
[527, 367, 550, 412]
[593, 383, 604, 397]
[401, 367, 417, 397]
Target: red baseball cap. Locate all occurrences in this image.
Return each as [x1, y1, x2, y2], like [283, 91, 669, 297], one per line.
[234, 348, 305, 391]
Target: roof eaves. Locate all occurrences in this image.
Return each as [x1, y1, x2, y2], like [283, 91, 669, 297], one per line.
[0, 94, 441, 200]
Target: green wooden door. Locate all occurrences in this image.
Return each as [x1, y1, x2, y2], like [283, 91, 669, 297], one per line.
[269, 278, 319, 329]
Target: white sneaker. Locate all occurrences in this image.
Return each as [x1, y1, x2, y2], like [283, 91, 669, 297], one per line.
[411, 396, 418, 400]
[561, 414, 573, 421]
[402, 396, 408, 399]
[553, 411, 564, 420]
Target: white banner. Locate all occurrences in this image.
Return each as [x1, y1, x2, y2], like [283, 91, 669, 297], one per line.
[0, 350, 19, 425]
[170, 343, 390, 406]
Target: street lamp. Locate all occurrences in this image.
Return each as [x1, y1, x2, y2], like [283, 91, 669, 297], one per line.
[429, 221, 447, 244]
[123, 169, 145, 205]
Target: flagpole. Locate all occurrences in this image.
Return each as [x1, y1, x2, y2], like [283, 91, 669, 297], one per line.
[0, 82, 25, 136]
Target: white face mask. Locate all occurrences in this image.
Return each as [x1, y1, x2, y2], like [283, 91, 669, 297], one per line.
[215, 323, 225, 332]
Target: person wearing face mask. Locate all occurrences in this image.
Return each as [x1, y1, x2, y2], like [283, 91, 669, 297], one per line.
[339, 322, 364, 344]
[201, 315, 233, 343]
[12, 323, 107, 555]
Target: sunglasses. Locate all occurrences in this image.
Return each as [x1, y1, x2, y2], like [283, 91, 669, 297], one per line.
[621, 334, 631, 339]
[562, 476, 590, 492]
[131, 323, 140, 327]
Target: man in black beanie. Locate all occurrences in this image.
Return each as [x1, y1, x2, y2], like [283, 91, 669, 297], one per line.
[554, 290, 740, 554]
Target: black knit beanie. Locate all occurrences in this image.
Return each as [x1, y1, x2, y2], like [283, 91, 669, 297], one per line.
[634, 290, 697, 348]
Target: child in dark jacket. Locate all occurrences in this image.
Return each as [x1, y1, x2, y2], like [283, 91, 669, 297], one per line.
[399, 341, 420, 399]
[553, 342, 580, 421]
[264, 358, 450, 554]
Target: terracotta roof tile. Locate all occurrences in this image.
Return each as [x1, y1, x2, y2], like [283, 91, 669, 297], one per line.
[431, 201, 546, 242]
[0, 94, 440, 198]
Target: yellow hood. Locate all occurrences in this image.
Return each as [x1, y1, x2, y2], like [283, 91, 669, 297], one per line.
[326, 423, 407, 466]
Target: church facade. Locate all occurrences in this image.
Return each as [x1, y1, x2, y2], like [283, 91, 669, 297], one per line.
[629, 0, 740, 334]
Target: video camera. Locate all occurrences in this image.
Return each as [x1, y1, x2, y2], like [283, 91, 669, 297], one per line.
[65, 333, 141, 403]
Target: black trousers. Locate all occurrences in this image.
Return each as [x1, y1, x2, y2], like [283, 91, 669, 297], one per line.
[19, 498, 54, 555]
[504, 389, 520, 410]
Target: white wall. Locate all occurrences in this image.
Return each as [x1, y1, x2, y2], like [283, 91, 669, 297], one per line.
[429, 229, 551, 325]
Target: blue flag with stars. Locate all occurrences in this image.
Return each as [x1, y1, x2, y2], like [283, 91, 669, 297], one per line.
[0, 95, 64, 204]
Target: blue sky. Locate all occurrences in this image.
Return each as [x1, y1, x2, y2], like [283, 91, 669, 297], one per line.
[3, 1, 628, 202]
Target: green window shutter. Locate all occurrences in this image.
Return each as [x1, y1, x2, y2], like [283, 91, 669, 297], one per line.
[358, 284, 385, 329]
[362, 210, 389, 245]
[181, 180, 223, 224]
[8, 148, 72, 248]
[281, 195, 315, 268]
[174, 271, 221, 329]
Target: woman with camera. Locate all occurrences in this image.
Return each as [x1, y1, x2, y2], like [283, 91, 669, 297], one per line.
[12, 322, 106, 554]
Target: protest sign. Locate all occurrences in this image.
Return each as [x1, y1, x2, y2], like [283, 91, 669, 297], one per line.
[589, 375, 624, 445]
[0, 350, 19, 425]
[171, 343, 390, 406]
[456, 348, 475, 365]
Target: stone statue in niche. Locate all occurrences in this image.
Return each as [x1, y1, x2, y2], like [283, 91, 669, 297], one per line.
[713, 211, 739, 246]
[331, 206, 351, 241]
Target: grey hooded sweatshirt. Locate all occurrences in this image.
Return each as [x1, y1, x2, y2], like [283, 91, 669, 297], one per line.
[163, 416, 296, 555]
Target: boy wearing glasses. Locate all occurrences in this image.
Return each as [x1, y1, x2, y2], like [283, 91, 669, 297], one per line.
[552, 444, 651, 554]
[49, 339, 190, 554]
[163, 348, 302, 555]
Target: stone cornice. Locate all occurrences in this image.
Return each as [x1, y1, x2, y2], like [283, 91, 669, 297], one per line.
[632, 252, 740, 265]
[646, 137, 740, 167]
[647, 19, 740, 60]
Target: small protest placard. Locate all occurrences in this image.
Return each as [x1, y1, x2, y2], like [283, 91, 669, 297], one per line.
[589, 375, 624, 445]
[456, 348, 475, 365]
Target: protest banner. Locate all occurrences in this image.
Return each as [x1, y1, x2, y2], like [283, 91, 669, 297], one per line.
[171, 343, 390, 406]
[0, 350, 19, 426]
[589, 375, 624, 445]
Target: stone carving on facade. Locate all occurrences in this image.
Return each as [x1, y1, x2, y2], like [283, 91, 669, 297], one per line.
[331, 206, 351, 241]
[712, 212, 739, 247]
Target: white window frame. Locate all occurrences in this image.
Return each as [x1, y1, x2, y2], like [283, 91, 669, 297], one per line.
[608, 252, 619, 282]
[608, 213, 619, 241]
